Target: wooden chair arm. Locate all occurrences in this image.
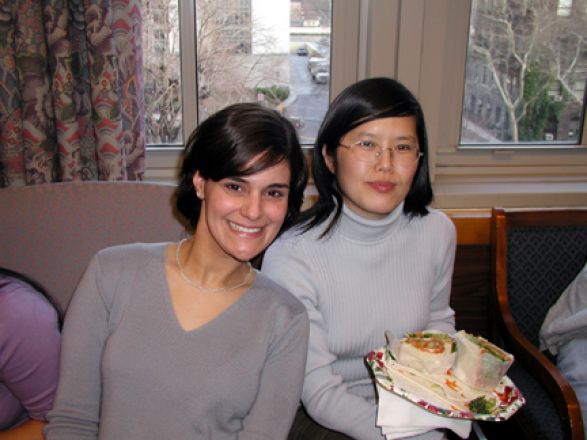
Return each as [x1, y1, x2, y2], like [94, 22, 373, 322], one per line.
[494, 287, 585, 440]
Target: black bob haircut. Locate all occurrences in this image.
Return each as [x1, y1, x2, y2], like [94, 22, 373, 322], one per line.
[298, 77, 433, 236]
[175, 102, 308, 236]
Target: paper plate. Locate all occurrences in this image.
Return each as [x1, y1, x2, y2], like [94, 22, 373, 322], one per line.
[366, 346, 525, 421]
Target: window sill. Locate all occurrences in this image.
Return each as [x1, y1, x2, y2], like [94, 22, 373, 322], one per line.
[433, 178, 587, 209]
[145, 147, 587, 209]
[144, 147, 182, 184]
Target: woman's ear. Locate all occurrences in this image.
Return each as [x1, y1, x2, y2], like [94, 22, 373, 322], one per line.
[193, 171, 206, 199]
[322, 144, 335, 174]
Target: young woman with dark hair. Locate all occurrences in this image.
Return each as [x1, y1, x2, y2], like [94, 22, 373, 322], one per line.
[0, 268, 61, 440]
[46, 103, 309, 440]
[303, 76, 433, 236]
[262, 78, 462, 439]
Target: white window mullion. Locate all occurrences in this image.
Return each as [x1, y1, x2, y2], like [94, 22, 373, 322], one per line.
[179, 0, 198, 141]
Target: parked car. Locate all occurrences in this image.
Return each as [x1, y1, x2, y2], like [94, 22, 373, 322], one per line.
[310, 60, 329, 84]
[297, 47, 308, 56]
[312, 71, 329, 84]
[307, 57, 327, 71]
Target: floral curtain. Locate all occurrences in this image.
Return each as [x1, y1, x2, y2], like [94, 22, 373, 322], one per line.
[0, 0, 145, 187]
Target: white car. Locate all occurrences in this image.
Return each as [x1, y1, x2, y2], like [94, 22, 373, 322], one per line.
[312, 71, 329, 84]
[308, 57, 327, 71]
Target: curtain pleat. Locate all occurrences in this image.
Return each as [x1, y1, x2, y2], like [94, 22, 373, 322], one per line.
[0, 0, 145, 187]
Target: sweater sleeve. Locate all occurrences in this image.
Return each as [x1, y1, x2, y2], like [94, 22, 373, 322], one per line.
[0, 284, 61, 425]
[540, 263, 587, 354]
[262, 241, 385, 440]
[426, 213, 457, 335]
[240, 309, 309, 440]
[45, 254, 110, 440]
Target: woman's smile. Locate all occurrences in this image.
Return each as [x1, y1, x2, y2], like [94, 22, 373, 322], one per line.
[228, 220, 263, 235]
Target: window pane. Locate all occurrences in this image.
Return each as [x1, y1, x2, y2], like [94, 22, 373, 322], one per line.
[195, 0, 332, 146]
[143, 0, 183, 146]
[460, 0, 587, 145]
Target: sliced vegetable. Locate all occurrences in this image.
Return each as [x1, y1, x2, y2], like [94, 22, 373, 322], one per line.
[468, 396, 497, 414]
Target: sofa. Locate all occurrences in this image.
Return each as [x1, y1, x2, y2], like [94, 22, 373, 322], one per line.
[0, 181, 187, 314]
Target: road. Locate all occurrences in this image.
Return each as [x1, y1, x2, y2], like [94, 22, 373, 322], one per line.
[284, 55, 329, 146]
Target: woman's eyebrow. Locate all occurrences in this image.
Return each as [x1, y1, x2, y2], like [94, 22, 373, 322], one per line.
[354, 131, 377, 138]
[227, 175, 247, 182]
[354, 132, 417, 143]
[228, 176, 290, 189]
[395, 135, 418, 142]
[267, 183, 290, 189]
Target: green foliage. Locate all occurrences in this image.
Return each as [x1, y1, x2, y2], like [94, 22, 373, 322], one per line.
[518, 66, 565, 141]
[254, 86, 290, 104]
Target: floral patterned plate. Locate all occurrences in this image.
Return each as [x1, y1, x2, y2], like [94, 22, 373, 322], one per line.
[366, 346, 525, 421]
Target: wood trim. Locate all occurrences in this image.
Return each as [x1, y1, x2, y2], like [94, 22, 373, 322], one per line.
[501, 207, 587, 228]
[443, 208, 491, 245]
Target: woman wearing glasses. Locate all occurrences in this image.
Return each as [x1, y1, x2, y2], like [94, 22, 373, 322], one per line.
[262, 78, 460, 439]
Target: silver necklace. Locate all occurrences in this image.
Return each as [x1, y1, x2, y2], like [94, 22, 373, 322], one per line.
[175, 238, 253, 293]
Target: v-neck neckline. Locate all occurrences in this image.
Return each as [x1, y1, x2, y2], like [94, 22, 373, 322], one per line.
[158, 243, 257, 334]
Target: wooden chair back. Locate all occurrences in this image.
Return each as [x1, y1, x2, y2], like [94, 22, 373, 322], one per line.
[491, 207, 587, 440]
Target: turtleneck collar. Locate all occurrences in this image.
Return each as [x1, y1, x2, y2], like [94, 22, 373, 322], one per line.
[337, 202, 405, 242]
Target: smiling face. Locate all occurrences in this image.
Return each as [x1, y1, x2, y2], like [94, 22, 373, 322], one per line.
[193, 158, 291, 262]
[324, 116, 420, 220]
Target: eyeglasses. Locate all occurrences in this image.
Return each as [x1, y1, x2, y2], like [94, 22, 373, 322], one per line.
[338, 140, 423, 165]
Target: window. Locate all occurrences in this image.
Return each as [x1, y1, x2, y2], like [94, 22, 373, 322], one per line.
[145, 0, 586, 210]
[144, 0, 358, 183]
[360, 0, 586, 208]
[461, 0, 587, 145]
[142, 0, 333, 149]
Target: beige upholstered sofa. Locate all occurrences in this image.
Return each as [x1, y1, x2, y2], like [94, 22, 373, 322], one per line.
[0, 181, 186, 314]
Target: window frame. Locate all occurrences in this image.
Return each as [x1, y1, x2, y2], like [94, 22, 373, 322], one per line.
[145, 0, 358, 181]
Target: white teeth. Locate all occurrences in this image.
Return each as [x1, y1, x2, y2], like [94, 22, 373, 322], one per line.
[229, 221, 261, 233]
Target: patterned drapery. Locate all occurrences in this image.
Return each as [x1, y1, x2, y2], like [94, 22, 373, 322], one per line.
[0, 0, 145, 187]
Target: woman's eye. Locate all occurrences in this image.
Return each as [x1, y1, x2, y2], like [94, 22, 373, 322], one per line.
[224, 182, 242, 192]
[356, 140, 376, 150]
[266, 189, 286, 198]
[396, 144, 414, 152]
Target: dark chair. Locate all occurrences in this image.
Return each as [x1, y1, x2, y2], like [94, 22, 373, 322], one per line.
[491, 207, 587, 440]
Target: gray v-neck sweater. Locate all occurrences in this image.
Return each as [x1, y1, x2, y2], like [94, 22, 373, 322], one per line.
[45, 243, 309, 440]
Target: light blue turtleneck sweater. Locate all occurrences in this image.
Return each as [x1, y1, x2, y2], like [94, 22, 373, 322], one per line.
[262, 203, 456, 440]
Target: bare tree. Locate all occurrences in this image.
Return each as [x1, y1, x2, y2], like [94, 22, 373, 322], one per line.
[195, 0, 285, 120]
[468, 0, 586, 142]
[142, 0, 290, 144]
[542, 1, 587, 104]
[143, 0, 182, 144]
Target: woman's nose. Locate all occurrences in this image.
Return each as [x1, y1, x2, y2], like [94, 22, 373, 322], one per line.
[376, 146, 394, 171]
[241, 193, 262, 220]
